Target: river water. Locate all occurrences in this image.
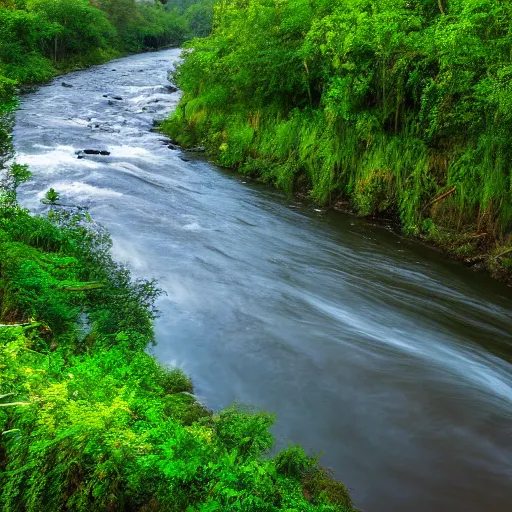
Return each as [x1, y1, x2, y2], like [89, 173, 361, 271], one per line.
[14, 49, 512, 512]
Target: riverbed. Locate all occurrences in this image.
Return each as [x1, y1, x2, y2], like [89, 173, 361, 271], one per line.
[14, 49, 512, 512]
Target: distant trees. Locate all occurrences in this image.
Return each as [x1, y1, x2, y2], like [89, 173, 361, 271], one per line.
[0, 0, 214, 85]
[26, 0, 116, 62]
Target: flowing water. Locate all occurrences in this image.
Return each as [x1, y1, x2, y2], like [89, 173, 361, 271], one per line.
[14, 49, 512, 512]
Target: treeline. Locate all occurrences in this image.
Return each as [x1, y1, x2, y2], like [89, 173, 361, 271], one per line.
[164, 0, 512, 280]
[0, 0, 213, 85]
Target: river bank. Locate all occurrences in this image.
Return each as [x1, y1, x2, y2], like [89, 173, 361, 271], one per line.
[330, 200, 512, 286]
[0, 201, 352, 512]
[160, 0, 512, 287]
[156, 129, 512, 287]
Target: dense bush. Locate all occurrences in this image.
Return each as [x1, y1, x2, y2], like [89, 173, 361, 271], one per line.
[163, 0, 512, 279]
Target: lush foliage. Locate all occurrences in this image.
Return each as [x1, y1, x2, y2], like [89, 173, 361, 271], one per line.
[163, 0, 512, 279]
[0, 82, 353, 510]
[0, 0, 214, 85]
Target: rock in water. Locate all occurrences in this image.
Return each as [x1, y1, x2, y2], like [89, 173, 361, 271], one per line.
[80, 149, 111, 156]
[62, 82, 73, 88]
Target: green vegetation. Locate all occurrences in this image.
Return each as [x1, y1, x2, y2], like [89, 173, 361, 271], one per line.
[0, 49, 354, 511]
[163, 0, 512, 282]
[0, 0, 214, 85]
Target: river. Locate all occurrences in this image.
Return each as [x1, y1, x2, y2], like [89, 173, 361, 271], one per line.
[14, 49, 512, 512]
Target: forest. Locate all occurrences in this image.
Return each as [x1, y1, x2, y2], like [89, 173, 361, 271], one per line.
[163, 0, 512, 281]
[0, 0, 213, 85]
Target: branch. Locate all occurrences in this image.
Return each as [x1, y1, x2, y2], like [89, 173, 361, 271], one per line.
[421, 186, 456, 215]
[428, 186, 456, 206]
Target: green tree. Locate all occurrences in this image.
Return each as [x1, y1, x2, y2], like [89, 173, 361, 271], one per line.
[44, 187, 59, 205]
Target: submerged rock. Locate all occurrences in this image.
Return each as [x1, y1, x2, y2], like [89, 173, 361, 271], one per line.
[62, 82, 73, 88]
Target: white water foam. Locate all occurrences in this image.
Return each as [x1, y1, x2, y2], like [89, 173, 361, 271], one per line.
[18, 146, 100, 171]
[36, 181, 123, 200]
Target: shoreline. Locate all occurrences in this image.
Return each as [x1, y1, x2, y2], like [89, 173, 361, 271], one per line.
[158, 132, 512, 288]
